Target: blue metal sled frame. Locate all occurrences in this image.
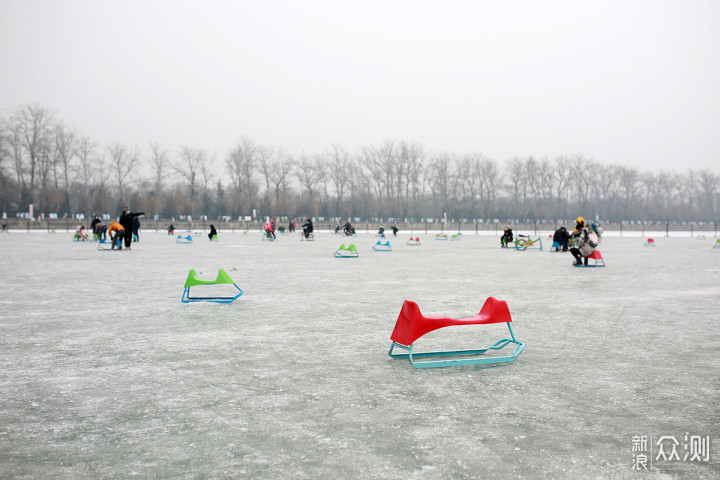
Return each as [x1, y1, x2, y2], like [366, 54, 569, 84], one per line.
[388, 322, 525, 368]
[181, 284, 244, 304]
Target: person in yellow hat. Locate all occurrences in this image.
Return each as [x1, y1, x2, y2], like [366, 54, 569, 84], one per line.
[570, 216, 597, 265]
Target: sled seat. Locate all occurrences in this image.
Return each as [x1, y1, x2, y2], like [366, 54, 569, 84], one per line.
[181, 268, 243, 303]
[372, 240, 392, 251]
[579, 250, 605, 267]
[334, 244, 359, 258]
[388, 297, 524, 368]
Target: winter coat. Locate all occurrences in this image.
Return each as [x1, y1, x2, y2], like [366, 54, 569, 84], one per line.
[120, 211, 144, 232]
[109, 222, 124, 235]
[576, 226, 597, 257]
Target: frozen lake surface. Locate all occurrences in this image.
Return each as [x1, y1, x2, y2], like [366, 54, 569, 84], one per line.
[1, 229, 718, 479]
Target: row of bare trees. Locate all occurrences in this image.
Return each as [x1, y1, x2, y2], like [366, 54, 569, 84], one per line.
[1, 104, 718, 222]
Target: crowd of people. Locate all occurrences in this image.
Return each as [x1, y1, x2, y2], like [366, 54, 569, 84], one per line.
[501, 217, 602, 265]
[75, 212, 602, 264]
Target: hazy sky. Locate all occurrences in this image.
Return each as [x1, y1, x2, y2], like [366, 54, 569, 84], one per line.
[1, 0, 718, 172]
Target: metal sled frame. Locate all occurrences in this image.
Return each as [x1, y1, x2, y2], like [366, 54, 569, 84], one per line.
[514, 235, 542, 251]
[388, 298, 525, 369]
[388, 323, 524, 369]
[181, 268, 243, 304]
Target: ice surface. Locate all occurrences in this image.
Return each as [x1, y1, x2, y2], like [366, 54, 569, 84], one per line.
[0, 229, 718, 479]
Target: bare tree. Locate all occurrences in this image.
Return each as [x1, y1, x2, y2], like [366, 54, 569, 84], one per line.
[226, 136, 258, 214]
[329, 145, 350, 216]
[76, 136, 96, 197]
[53, 123, 77, 213]
[148, 142, 170, 217]
[296, 154, 321, 217]
[697, 169, 718, 220]
[267, 149, 294, 216]
[11, 104, 56, 206]
[427, 153, 455, 217]
[174, 146, 209, 218]
[256, 145, 275, 211]
[106, 142, 138, 205]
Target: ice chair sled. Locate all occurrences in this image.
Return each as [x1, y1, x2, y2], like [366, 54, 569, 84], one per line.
[714, 239, 720, 249]
[176, 234, 193, 243]
[181, 268, 243, 303]
[210, 234, 219, 242]
[550, 241, 560, 251]
[436, 233, 448, 240]
[97, 238, 115, 251]
[372, 240, 392, 251]
[450, 234, 461, 241]
[334, 244, 359, 258]
[514, 235, 542, 251]
[577, 250, 605, 267]
[644, 238, 655, 246]
[388, 297, 525, 369]
[407, 237, 421, 246]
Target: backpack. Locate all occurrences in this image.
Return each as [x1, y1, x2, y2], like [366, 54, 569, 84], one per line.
[587, 228, 599, 248]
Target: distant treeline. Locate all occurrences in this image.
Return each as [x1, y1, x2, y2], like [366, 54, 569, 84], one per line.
[2, 103, 718, 223]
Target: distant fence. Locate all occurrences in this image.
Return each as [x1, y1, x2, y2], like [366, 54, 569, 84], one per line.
[3, 218, 718, 237]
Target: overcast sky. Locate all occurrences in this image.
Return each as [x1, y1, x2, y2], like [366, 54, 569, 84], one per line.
[1, 0, 718, 172]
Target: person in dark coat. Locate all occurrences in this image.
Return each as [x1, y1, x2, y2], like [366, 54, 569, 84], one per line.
[90, 215, 101, 237]
[552, 226, 571, 252]
[302, 217, 313, 239]
[119, 207, 144, 250]
[132, 216, 141, 242]
[208, 224, 218, 241]
[501, 225, 513, 247]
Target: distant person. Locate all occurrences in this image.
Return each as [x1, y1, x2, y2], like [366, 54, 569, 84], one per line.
[391, 225, 398, 236]
[208, 224, 218, 241]
[75, 225, 88, 241]
[343, 221, 355, 236]
[570, 217, 598, 266]
[119, 207, 144, 250]
[94, 221, 107, 241]
[90, 215, 101, 235]
[552, 226, 571, 252]
[302, 217, 314, 239]
[1, 223, 6, 232]
[132, 216, 141, 242]
[108, 221, 125, 250]
[501, 225, 513, 247]
[571, 217, 585, 241]
[378, 225, 385, 236]
[264, 219, 276, 239]
[167, 223, 175, 235]
[288, 221, 295, 233]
